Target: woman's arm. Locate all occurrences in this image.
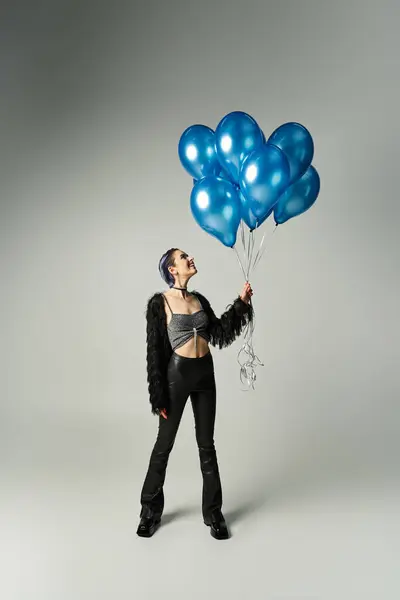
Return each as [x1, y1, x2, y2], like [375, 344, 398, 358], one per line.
[193, 290, 254, 349]
[146, 294, 171, 415]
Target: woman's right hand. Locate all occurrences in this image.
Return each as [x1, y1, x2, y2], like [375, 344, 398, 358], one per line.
[160, 408, 168, 420]
[240, 281, 253, 304]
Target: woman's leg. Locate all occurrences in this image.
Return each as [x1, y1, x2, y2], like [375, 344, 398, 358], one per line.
[190, 380, 223, 522]
[140, 359, 189, 517]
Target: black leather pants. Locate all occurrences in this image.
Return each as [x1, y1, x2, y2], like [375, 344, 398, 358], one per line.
[140, 351, 223, 521]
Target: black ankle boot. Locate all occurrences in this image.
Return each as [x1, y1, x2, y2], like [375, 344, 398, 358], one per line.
[137, 508, 161, 538]
[136, 505, 161, 537]
[204, 510, 229, 540]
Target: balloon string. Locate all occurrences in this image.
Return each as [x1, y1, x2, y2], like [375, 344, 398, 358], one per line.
[252, 224, 278, 273]
[235, 222, 279, 391]
[233, 245, 247, 281]
[246, 230, 252, 277]
[247, 230, 256, 279]
[235, 227, 262, 390]
[240, 220, 250, 276]
[251, 231, 266, 274]
[240, 220, 246, 259]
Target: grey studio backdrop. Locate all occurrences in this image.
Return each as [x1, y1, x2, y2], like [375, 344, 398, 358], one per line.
[1, 1, 399, 599]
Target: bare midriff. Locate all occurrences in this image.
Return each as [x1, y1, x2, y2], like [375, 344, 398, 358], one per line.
[173, 335, 210, 359]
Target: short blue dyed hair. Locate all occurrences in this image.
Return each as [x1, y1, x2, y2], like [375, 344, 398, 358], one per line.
[158, 248, 179, 287]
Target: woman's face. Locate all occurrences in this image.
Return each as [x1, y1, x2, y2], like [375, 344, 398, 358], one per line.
[169, 250, 197, 282]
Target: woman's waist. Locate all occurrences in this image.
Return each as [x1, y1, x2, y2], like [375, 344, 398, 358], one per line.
[168, 329, 209, 352]
[171, 335, 211, 359]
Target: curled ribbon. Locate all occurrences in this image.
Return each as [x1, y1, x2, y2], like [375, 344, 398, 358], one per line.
[237, 302, 264, 390]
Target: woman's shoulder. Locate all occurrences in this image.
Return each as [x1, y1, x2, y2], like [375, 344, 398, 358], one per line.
[191, 289, 211, 306]
[148, 291, 165, 300]
[146, 291, 166, 312]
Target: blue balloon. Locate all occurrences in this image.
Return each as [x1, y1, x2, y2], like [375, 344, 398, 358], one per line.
[274, 165, 320, 225]
[239, 144, 291, 222]
[215, 111, 264, 184]
[238, 189, 273, 231]
[218, 166, 236, 184]
[268, 122, 314, 184]
[193, 168, 233, 186]
[238, 189, 258, 231]
[178, 124, 220, 180]
[194, 168, 235, 185]
[190, 176, 241, 247]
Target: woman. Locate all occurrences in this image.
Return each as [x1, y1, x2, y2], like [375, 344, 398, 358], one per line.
[137, 248, 253, 540]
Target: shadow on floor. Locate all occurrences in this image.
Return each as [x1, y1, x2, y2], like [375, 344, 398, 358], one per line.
[161, 505, 198, 526]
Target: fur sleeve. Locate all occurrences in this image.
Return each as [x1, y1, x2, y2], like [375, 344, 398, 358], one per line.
[146, 293, 172, 415]
[193, 290, 253, 349]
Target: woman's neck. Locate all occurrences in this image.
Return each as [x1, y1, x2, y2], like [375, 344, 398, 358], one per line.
[170, 281, 190, 299]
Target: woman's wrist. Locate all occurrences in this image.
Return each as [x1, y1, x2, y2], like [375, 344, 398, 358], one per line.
[235, 296, 250, 314]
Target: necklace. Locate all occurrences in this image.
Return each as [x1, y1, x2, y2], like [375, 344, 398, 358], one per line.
[172, 286, 188, 291]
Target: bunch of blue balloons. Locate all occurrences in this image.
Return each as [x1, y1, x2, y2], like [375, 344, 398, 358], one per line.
[178, 111, 320, 248]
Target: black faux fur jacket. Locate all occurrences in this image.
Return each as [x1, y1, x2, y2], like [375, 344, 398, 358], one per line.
[145, 290, 253, 415]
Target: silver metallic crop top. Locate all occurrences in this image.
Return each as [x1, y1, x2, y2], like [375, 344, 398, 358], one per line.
[163, 293, 210, 353]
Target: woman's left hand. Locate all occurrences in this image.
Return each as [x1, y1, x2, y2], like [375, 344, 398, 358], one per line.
[240, 281, 253, 304]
